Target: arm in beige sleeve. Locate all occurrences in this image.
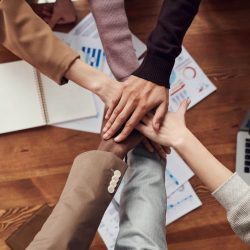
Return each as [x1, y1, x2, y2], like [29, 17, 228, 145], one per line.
[27, 150, 127, 250]
[89, 0, 139, 81]
[0, 0, 79, 84]
[212, 173, 250, 244]
[174, 131, 250, 245]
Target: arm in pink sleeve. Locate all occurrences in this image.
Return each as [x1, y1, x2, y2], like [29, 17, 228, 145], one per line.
[88, 0, 139, 81]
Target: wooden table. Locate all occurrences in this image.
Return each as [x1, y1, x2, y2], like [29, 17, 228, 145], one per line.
[0, 0, 250, 249]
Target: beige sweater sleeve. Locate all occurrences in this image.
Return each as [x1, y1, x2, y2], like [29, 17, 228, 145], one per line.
[0, 0, 79, 84]
[212, 173, 250, 244]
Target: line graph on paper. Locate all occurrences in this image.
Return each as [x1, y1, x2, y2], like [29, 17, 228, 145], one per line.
[165, 169, 180, 194]
[167, 194, 193, 209]
[166, 182, 202, 225]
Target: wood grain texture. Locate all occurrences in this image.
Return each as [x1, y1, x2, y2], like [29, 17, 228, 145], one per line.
[0, 0, 250, 249]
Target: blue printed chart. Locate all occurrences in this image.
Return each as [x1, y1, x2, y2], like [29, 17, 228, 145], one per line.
[169, 47, 217, 112]
[81, 46, 107, 71]
[166, 182, 202, 225]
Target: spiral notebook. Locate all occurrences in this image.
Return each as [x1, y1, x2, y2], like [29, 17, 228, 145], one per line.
[0, 60, 97, 134]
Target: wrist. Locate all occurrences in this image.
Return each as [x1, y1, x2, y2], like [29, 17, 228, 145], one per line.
[65, 59, 107, 94]
[172, 129, 193, 152]
[98, 140, 125, 159]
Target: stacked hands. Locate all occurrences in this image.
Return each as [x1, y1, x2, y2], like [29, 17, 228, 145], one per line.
[98, 75, 171, 158]
[98, 73, 191, 159]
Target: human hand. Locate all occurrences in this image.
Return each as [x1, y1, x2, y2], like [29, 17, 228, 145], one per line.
[98, 130, 143, 159]
[64, 59, 123, 112]
[42, 0, 77, 29]
[143, 138, 171, 158]
[102, 75, 168, 142]
[95, 79, 123, 112]
[136, 99, 191, 148]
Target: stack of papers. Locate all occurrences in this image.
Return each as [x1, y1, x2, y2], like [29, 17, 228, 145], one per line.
[54, 13, 217, 249]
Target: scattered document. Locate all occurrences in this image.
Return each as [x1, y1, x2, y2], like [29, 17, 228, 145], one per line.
[165, 149, 194, 195]
[98, 202, 120, 250]
[54, 32, 112, 76]
[169, 47, 217, 112]
[166, 181, 202, 225]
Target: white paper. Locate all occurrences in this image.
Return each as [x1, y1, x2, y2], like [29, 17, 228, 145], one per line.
[0, 61, 46, 134]
[166, 181, 202, 225]
[169, 47, 217, 112]
[55, 95, 104, 133]
[99, 181, 202, 250]
[98, 201, 120, 250]
[54, 32, 112, 77]
[165, 149, 194, 195]
[40, 73, 97, 124]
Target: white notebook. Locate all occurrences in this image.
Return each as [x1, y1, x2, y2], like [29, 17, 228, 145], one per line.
[0, 60, 97, 134]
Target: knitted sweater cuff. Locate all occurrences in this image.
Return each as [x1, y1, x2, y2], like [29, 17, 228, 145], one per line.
[132, 53, 174, 88]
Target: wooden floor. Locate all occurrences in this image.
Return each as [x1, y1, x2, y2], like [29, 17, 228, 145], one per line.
[1, 0, 250, 249]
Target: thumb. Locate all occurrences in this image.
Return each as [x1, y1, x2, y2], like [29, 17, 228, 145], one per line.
[178, 99, 190, 115]
[153, 102, 167, 131]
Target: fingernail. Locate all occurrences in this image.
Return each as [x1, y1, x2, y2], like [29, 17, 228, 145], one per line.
[103, 133, 108, 139]
[114, 136, 120, 142]
[154, 123, 160, 131]
[103, 127, 107, 133]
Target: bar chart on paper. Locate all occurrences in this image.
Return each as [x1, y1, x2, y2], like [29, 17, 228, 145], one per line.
[81, 46, 107, 71]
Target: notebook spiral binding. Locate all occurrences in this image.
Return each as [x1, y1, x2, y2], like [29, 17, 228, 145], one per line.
[34, 69, 49, 124]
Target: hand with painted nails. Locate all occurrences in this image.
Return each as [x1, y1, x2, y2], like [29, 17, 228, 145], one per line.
[102, 75, 168, 142]
[136, 99, 191, 148]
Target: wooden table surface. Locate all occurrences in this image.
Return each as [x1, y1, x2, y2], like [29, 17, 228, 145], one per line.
[1, 0, 250, 249]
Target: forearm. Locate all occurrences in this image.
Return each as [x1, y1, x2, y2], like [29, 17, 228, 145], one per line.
[133, 0, 201, 87]
[89, 0, 139, 81]
[65, 58, 116, 96]
[27, 151, 127, 250]
[0, 0, 79, 84]
[174, 129, 233, 192]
